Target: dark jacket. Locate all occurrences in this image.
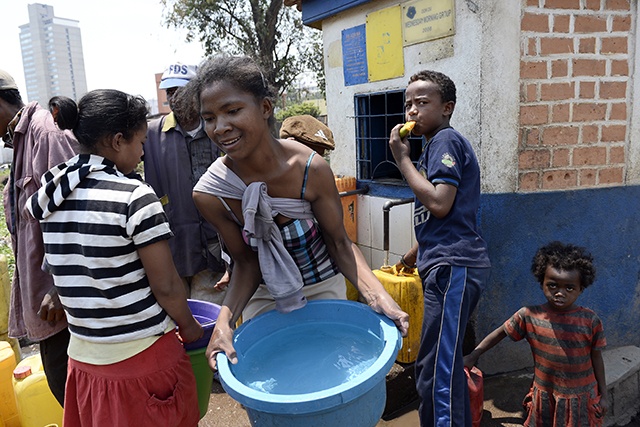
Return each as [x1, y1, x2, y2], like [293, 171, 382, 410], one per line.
[4, 102, 78, 340]
[144, 113, 221, 277]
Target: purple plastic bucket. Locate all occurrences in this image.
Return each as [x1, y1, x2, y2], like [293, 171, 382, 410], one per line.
[183, 299, 220, 418]
[183, 299, 220, 351]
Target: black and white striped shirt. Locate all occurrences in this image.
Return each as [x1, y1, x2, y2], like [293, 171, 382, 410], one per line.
[28, 154, 174, 343]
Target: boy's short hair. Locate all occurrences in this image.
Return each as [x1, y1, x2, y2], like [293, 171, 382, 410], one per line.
[409, 70, 457, 104]
[531, 241, 596, 288]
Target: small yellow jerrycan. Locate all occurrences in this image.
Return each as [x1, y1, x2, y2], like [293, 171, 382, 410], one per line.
[346, 265, 423, 364]
[0, 341, 19, 427]
[12, 353, 63, 427]
[374, 265, 424, 364]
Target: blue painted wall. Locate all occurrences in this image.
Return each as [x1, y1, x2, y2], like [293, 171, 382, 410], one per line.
[476, 185, 640, 373]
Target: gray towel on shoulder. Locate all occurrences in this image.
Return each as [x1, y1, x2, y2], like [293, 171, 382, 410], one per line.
[194, 158, 314, 313]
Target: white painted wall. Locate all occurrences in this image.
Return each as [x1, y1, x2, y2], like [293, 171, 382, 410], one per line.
[477, 1, 521, 193]
[627, 5, 640, 184]
[355, 195, 416, 269]
[322, 0, 521, 258]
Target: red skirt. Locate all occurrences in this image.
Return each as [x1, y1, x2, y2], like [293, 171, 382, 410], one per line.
[64, 332, 199, 427]
[523, 384, 603, 427]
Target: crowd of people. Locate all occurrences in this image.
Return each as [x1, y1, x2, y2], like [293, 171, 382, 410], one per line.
[0, 55, 608, 427]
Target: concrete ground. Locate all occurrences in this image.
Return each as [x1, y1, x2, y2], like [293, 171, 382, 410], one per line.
[199, 367, 640, 427]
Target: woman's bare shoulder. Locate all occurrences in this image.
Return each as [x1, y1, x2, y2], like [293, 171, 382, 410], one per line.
[279, 137, 314, 157]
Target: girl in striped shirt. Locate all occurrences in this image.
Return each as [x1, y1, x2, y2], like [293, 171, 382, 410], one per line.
[464, 241, 607, 426]
[28, 89, 203, 427]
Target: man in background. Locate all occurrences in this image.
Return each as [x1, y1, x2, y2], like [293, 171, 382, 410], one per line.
[144, 62, 226, 304]
[0, 69, 78, 406]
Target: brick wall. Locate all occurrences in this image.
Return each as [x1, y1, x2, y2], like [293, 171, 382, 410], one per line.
[518, 0, 632, 191]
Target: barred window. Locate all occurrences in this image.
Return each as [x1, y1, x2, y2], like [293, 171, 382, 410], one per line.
[354, 90, 422, 183]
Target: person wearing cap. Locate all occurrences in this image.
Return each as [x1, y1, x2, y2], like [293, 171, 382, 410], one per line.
[144, 63, 226, 304]
[0, 69, 79, 406]
[279, 114, 335, 156]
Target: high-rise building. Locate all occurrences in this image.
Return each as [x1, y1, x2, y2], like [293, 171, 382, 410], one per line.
[19, 3, 88, 105]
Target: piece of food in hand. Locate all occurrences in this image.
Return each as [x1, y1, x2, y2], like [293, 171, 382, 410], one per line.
[399, 121, 416, 138]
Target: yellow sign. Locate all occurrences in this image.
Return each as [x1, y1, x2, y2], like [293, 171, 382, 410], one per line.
[403, 0, 456, 46]
[366, 5, 404, 82]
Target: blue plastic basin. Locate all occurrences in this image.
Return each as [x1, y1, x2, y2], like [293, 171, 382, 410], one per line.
[217, 300, 401, 427]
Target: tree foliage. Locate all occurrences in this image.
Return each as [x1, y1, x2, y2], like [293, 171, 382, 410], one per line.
[275, 102, 321, 123]
[162, 0, 324, 99]
[0, 168, 15, 277]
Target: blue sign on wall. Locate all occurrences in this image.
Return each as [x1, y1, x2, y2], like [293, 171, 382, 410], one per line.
[342, 24, 368, 86]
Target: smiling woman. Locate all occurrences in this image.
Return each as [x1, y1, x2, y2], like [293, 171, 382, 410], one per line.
[190, 55, 409, 374]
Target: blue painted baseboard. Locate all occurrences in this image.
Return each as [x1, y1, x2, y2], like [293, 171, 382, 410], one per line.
[476, 185, 640, 371]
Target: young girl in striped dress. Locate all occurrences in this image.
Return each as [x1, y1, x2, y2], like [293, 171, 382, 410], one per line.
[464, 241, 607, 426]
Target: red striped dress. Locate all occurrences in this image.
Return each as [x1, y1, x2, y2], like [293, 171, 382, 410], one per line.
[504, 304, 606, 427]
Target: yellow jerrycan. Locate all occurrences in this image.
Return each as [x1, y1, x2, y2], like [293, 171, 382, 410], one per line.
[0, 341, 19, 427]
[12, 353, 63, 427]
[373, 265, 423, 364]
[0, 334, 19, 365]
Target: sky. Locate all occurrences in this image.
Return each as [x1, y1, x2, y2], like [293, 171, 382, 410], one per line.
[1, 0, 207, 103]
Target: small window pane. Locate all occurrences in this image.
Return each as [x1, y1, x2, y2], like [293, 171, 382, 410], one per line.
[354, 90, 421, 181]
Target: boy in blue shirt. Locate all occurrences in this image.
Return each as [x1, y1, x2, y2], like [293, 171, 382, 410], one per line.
[389, 70, 491, 427]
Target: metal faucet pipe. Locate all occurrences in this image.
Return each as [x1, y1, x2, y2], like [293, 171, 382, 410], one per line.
[383, 197, 414, 266]
[338, 185, 369, 198]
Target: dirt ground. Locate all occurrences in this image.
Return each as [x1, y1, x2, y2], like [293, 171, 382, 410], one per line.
[199, 368, 640, 427]
[16, 342, 639, 427]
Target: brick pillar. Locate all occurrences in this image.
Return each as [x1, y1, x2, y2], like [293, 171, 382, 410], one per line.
[519, 0, 632, 190]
